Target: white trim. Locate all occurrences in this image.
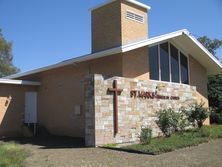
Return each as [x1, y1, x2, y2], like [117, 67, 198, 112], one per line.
[90, 0, 151, 11]
[5, 29, 222, 79]
[188, 33, 222, 69]
[126, 0, 151, 10]
[187, 54, 191, 85]
[121, 29, 187, 52]
[5, 47, 122, 79]
[178, 49, 181, 83]
[149, 79, 195, 89]
[168, 42, 171, 82]
[179, 51, 189, 84]
[158, 44, 161, 81]
[150, 42, 190, 85]
[0, 79, 41, 86]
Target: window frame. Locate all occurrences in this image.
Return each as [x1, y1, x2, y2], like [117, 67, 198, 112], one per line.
[149, 41, 190, 85]
[149, 45, 159, 80]
[159, 42, 170, 82]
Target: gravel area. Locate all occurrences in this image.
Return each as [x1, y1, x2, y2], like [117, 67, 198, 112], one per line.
[6, 137, 222, 167]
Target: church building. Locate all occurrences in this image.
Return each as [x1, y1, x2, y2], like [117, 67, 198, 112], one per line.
[0, 0, 222, 146]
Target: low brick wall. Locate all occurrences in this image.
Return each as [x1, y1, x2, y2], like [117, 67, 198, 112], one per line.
[85, 74, 197, 146]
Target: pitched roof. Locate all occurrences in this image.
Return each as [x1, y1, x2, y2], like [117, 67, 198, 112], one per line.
[5, 29, 222, 79]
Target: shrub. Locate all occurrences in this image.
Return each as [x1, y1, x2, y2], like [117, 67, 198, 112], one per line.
[185, 102, 209, 128]
[157, 108, 181, 137]
[140, 127, 152, 144]
[178, 109, 190, 132]
[210, 109, 222, 124]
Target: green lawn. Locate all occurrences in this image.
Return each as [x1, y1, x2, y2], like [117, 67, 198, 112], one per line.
[110, 125, 222, 155]
[0, 142, 29, 167]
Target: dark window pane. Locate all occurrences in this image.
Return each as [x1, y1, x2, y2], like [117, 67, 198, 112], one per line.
[180, 52, 189, 84]
[160, 42, 169, 81]
[170, 44, 179, 83]
[149, 45, 159, 80]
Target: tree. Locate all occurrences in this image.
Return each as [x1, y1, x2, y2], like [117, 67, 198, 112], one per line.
[198, 36, 222, 59]
[0, 29, 20, 77]
[198, 36, 222, 123]
[208, 74, 222, 111]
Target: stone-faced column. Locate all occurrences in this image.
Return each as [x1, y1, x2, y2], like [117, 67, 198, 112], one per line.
[84, 75, 95, 147]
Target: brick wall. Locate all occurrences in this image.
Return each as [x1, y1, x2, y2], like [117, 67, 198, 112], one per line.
[91, 0, 148, 52]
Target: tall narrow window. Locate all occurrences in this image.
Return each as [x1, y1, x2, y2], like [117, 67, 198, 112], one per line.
[160, 42, 169, 81]
[170, 44, 179, 83]
[149, 42, 189, 85]
[180, 52, 189, 84]
[149, 45, 159, 80]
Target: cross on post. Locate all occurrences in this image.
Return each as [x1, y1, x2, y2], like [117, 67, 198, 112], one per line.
[108, 80, 123, 136]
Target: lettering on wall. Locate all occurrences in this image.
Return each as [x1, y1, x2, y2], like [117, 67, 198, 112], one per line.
[130, 90, 179, 100]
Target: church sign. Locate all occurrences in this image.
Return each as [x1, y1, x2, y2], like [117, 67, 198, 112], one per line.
[130, 90, 180, 100]
[107, 80, 180, 137]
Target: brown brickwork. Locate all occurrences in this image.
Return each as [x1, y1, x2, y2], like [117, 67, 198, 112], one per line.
[92, 1, 121, 52]
[0, 84, 37, 137]
[92, 0, 148, 52]
[189, 56, 209, 125]
[122, 46, 149, 80]
[189, 56, 208, 104]
[121, 1, 148, 45]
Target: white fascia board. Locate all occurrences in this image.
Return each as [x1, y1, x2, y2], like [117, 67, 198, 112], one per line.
[6, 29, 187, 79]
[90, 0, 151, 11]
[0, 79, 41, 86]
[6, 29, 221, 79]
[121, 29, 187, 52]
[186, 33, 222, 70]
[5, 47, 122, 79]
[126, 0, 151, 10]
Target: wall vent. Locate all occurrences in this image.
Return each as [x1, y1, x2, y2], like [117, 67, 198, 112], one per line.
[126, 10, 144, 23]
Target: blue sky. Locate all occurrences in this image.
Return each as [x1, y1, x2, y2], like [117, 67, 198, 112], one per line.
[0, 0, 221, 72]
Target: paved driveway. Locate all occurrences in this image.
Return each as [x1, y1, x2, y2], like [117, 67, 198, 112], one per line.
[9, 137, 222, 167]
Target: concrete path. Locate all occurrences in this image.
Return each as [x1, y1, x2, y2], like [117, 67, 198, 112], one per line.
[24, 139, 222, 167]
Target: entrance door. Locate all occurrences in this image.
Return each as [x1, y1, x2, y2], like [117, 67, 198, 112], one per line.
[25, 92, 37, 123]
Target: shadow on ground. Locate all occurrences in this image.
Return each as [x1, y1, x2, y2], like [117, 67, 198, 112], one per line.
[1, 135, 85, 149]
[101, 146, 155, 155]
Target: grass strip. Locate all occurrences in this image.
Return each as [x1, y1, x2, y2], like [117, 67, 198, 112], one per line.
[105, 125, 222, 155]
[0, 142, 29, 167]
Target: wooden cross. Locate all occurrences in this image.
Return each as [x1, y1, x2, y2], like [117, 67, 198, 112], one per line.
[108, 80, 123, 136]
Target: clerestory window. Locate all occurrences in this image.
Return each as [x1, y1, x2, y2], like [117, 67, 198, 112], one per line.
[149, 42, 189, 84]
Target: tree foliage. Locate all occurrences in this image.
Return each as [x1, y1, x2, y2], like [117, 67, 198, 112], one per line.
[198, 36, 222, 58]
[0, 29, 20, 77]
[198, 36, 222, 123]
[208, 74, 222, 112]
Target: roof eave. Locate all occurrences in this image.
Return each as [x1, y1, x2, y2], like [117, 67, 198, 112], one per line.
[89, 0, 151, 11]
[5, 29, 222, 79]
[0, 79, 41, 86]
